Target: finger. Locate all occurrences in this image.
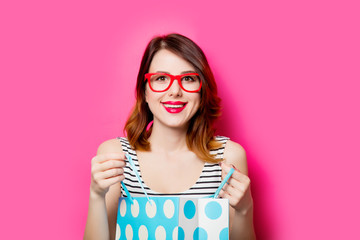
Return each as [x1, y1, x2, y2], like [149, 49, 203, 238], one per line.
[94, 159, 126, 172]
[94, 168, 124, 181]
[219, 189, 240, 207]
[91, 152, 126, 164]
[98, 175, 125, 189]
[231, 170, 250, 183]
[226, 177, 249, 193]
[219, 184, 237, 198]
[222, 183, 243, 199]
[221, 162, 250, 183]
[218, 189, 226, 198]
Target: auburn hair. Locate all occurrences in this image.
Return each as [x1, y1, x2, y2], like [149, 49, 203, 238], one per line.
[124, 33, 223, 163]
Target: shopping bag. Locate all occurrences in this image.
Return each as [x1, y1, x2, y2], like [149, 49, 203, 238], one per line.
[115, 154, 234, 240]
[177, 197, 230, 240]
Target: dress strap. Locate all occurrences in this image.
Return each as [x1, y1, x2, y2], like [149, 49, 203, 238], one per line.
[117, 137, 128, 152]
[211, 135, 230, 161]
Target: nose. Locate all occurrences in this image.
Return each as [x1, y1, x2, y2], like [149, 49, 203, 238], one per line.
[168, 79, 183, 96]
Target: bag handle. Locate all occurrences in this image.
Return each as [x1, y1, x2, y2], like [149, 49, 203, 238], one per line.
[203, 167, 235, 199]
[213, 167, 235, 198]
[121, 153, 151, 203]
[122, 153, 234, 200]
[121, 182, 134, 204]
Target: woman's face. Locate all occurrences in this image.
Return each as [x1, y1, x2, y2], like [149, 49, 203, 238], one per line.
[145, 49, 201, 129]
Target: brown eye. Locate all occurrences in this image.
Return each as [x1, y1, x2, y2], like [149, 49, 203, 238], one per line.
[156, 76, 167, 81]
[183, 76, 193, 82]
[151, 74, 169, 82]
[182, 75, 199, 82]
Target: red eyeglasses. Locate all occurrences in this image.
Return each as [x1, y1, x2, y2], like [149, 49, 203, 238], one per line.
[144, 73, 202, 93]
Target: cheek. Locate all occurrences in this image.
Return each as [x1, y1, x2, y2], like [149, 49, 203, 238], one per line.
[191, 95, 201, 111]
[145, 88, 163, 105]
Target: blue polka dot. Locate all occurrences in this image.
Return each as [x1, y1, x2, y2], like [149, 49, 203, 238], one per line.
[193, 227, 208, 240]
[205, 201, 222, 220]
[219, 227, 229, 240]
[178, 227, 185, 240]
[184, 200, 196, 219]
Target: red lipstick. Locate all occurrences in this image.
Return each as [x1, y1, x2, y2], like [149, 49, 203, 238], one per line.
[161, 101, 187, 114]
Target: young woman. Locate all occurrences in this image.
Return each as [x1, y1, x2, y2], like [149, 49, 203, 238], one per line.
[84, 33, 256, 240]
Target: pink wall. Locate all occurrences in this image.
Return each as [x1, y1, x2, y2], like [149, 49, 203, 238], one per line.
[1, 0, 359, 239]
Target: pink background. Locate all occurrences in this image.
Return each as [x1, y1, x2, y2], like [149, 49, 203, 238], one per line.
[1, 0, 359, 239]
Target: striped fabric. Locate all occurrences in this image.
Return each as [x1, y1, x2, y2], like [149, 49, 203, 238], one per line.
[116, 136, 230, 198]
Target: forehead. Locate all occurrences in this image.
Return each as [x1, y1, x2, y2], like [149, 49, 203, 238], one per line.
[148, 49, 195, 74]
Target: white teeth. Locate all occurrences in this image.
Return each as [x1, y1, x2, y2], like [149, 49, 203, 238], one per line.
[163, 104, 185, 108]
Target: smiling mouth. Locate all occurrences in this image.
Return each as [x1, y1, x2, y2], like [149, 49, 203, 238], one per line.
[161, 102, 188, 113]
[162, 103, 187, 108]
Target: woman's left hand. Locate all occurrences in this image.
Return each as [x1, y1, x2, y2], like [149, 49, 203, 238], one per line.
[218, 162, 253, 214]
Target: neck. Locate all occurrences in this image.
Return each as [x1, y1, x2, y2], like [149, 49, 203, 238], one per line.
[147, 120, 189, 153]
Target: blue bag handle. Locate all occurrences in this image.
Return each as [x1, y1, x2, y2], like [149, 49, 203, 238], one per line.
[121, 153, 151, 203]
[202, 167, 235, 199]
[122, 153, 234, 201]
[212, 168, 235, 198]
[121, 182, 134, 204]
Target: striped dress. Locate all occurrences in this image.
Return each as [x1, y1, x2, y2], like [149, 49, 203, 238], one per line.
[116, 136, 230, 198]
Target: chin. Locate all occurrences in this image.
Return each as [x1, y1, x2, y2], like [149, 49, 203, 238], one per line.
[167, 122, 187, 129]
[160, 119, 188, 129]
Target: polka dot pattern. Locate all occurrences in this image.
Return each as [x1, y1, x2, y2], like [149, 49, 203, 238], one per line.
[219, 227, 229, 240]
[115, 224, 121, 240]
[138, 225, 148, 240]
[117, 197, 179, 239]
[163, 199, 175, 219]
[177, 227, 185, 240]
[184, 200, 196, 219]
[131, 199, 139, 217]
[155, 225, 166, 240]
[205, 201, 222, 220]
[178, 198, 229, 240]
[119, 199, 126, 217]
[145, 199, 157, 218]
[125, 224, 133, 240]
[116, 197, 229, 239]
[193, 227, 208, 240]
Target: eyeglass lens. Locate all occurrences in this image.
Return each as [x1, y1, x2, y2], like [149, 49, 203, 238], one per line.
[149, 74, 201, 91]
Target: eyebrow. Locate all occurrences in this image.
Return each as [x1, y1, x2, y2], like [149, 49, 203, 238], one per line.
[155, 70, 196, 74]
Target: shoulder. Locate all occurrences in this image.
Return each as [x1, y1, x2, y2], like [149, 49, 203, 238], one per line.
[223, 139, 249, 176]
[96, 137, 124, 155]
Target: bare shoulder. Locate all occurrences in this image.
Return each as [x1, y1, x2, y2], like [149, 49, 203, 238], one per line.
[223, 140, 249, 176]
[96, 138, 124, 155]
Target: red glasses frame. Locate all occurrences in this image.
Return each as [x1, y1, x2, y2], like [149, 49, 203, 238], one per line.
[144, 72, 202, 93]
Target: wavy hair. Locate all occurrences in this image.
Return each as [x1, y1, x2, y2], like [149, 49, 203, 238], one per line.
[124, 33, 223, 163]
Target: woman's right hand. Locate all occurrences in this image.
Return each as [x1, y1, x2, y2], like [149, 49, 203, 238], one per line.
[90, 153, 126, 198]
